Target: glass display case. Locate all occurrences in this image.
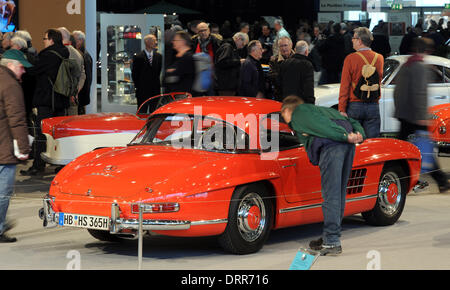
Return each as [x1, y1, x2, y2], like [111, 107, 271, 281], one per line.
[100, 14, 164, 113]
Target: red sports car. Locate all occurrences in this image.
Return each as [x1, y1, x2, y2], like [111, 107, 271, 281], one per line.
[40, 97, 421, 254]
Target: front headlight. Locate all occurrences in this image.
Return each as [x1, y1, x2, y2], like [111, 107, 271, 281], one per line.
[439, 126, 447, 135]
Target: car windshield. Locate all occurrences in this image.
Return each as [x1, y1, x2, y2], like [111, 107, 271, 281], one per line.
[129, 114, 250, 152]
[382, 59, 400, 85]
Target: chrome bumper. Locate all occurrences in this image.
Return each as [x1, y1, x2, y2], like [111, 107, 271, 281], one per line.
[437, 141, 450, 148]
[40, 198, 226, 233]
[40, 152, 72, 166]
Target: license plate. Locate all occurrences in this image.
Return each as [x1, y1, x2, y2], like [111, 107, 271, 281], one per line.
[58, 213, 110, 231]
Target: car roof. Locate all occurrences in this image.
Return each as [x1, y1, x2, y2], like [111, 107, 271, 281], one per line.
[153, 96, 282, 118]
[387, 55, 450, 67]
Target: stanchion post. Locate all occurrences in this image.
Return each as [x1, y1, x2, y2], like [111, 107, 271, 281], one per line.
[138, 204, 143, 270]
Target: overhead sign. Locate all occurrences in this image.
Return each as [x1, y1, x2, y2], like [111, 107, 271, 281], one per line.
[320, 0, 362, 11]
[317, 12, 342, 24]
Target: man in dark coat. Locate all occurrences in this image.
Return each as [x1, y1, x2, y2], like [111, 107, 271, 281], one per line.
[399, 27, 420, 55]
[214, 32, 247, 96]
[279, 40, 315, 104]
[238, 40, 265, 98]
[20, 28, 70, 176]
[317, 23, 345, 85]
[371, 21, 391, 59]
[131, 34, 162, 113]
[191, 22, 222, 96]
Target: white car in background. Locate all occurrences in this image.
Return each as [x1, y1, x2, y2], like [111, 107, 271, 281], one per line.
[315, 55, 450, 135]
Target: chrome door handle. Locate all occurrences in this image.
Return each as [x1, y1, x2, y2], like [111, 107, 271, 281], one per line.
[282, 164, 296, 168]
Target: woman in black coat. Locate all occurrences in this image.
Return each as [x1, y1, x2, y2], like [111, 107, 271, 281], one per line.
[164, 31, 195, 95]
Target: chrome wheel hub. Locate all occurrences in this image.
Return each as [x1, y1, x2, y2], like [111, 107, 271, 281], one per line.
[237, 192, 266, 242]
[378, 172, 402, 216]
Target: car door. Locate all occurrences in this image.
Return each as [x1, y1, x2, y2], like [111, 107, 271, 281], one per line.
[260, 113, 322, 203]
[426, 64, 450, 107]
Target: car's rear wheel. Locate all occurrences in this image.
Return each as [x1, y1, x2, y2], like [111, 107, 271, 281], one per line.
[362, 164, 408, 226]
[218, 183, 273, 254]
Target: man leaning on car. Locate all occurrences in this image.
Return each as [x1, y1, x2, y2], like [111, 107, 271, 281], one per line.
[281, 95, 365, 256]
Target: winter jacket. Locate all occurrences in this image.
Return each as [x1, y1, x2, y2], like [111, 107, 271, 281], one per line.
[214, 39, 241, 91]
[238, 55, 264, 98]
[393, 55, 429, 124]
[289, 103, 365, 153]
[317, 33, 345, 73]
[0, 66, 30, 164]
[78, 50, 93, 107]
[191, 34, 222, 62]
[279, 53, 315, 104]
[28, 43, 70, 110]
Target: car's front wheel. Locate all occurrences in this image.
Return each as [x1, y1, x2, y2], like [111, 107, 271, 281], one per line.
[218, 184, 274, 254]
[362, 164, 408, 226]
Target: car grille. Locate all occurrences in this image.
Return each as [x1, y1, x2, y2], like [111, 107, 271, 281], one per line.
[347, 168, 367, 194]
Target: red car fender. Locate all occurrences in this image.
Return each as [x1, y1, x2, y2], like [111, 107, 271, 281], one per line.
[353, 138, 421, 192]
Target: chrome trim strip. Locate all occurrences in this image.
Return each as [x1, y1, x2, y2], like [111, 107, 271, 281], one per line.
[279, 203, 322, 214]
[191, 218, 228, 226]
[346, 194, 378, 203]
[112, 218, 228, 231]
[279, 194, 378, 214]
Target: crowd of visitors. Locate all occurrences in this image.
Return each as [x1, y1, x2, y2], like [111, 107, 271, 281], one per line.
[159, 16, 449, 102]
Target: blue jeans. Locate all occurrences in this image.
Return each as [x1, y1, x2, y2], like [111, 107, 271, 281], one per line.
[318, 143, 356, 247]
[0, 165, 16, 235]
[346, 102, 380, 138]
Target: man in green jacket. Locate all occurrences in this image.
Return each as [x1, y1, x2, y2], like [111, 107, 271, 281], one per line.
[281, 95, 365, 255]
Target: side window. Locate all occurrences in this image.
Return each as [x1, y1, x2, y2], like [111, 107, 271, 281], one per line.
[427, 65, 444, 84]
[444, 67, 450, 84]
[197, 117, 249, 152]
[260, 113, 301, 152]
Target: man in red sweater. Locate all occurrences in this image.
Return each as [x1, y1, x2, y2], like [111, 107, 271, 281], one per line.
[339, 27, 384, 138]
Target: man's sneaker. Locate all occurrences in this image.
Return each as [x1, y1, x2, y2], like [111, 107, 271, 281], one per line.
[318, 245, 342, 256]
[309, 238, 323, 251]
[0, 234, 17, 243]
[20, 166, 44, 176]
[2, 220, 16, 234]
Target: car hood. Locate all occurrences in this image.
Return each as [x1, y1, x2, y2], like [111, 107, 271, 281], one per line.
[57, 146, 224, 200]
